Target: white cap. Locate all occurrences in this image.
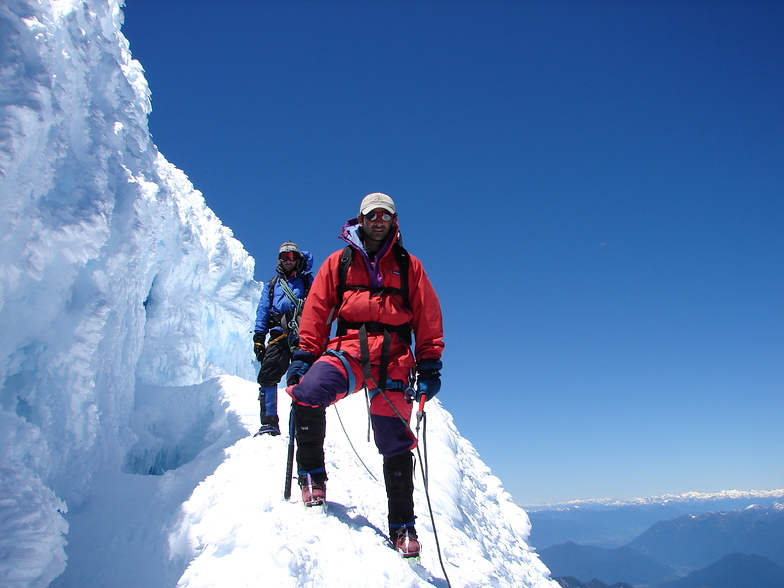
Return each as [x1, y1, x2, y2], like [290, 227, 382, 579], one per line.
[359, 192, 396, 216]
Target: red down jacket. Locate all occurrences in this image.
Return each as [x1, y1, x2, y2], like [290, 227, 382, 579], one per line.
[297, 219, 444, 375]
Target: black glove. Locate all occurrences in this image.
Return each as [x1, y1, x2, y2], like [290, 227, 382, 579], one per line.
[415, 358, 442, 402]
[253, 332, 266, 363]
[286, 350, 317, 385]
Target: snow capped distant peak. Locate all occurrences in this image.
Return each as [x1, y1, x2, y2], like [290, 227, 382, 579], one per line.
[525, 489, 784, 510]
[631, 489, 784, 505]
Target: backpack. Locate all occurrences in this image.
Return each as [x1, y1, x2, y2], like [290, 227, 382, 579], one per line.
[333, 243, 412, 394]
[335, 244, 410, 309]
[333, 244, 412, 346]
[267, 273, 312, 349]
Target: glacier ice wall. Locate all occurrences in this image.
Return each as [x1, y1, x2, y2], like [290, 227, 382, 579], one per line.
[0, 1, 259, 585]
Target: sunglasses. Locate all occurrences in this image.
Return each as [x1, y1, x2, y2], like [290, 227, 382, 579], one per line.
[279, 252, 298, 261]
[365, 210, 394, 222]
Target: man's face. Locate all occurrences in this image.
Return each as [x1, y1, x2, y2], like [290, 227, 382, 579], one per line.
[279, 252, 298, 274]
[360, 208, 395, 245]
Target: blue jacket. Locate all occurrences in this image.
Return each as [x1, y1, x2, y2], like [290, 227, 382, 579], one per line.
[254, 251, 313, 336]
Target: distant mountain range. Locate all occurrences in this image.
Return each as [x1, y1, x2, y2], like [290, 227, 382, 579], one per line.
[529, 504, 686, 549]
[628, 504, 784, 571]
[528, 490, 784, 588]
[541, 542, 677, 586]
[553, 577, 634, 588]
[528, 490, 784, 549]
[658, 552, 784, 588]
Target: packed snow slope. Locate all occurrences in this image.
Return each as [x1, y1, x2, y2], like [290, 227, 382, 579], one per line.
[0, 1, 557, 587]
[49, 379, 557, 588]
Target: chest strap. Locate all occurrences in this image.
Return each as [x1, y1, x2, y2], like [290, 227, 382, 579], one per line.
[336, 320, 412, 346]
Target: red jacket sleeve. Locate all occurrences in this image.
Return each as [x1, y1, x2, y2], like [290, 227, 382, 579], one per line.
[407, 254, 444, 363]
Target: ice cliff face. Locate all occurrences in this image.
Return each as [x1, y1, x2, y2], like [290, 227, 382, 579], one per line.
[0, 1, 258, 584]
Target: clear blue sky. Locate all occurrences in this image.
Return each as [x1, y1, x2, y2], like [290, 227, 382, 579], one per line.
[122, 0, 783, 505]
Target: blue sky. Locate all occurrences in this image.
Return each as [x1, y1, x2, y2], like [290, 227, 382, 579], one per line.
[121, 0, 783, 505]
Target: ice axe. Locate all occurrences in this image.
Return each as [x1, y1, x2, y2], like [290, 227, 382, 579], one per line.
[415, 394, 426, 437]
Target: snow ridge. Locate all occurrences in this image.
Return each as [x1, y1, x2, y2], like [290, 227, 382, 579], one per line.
[169, 380, 555, 588]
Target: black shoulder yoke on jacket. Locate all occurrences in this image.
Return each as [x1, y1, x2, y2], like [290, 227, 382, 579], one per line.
[335, 244, 410, 310]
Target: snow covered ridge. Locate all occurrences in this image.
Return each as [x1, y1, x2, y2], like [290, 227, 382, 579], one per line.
[1, 1, 257, 586]
[167, 381, 558, 588]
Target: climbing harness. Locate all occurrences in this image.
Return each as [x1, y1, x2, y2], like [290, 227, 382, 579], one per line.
[266, 332, 287, 347]
[266, 272, 312, 352]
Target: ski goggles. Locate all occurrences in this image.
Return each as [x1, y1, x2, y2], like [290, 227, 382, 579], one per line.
[364, 210, 394, 222]
[279, 252, 298, 261]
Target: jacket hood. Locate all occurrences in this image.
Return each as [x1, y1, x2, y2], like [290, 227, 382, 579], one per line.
[339, 217, 401, 255]
[339, 218, 401, 288]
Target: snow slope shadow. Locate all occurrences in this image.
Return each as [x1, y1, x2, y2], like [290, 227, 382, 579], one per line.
[123, 378, 249, 476]
[50, 376, 256, 588]
[325, 502, 388, 539]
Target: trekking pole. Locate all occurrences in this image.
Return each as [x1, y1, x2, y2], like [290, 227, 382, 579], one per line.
[283, 402, 296, 500]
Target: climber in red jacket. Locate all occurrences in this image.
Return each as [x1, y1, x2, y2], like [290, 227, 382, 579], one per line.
[286, 192, 444, 558]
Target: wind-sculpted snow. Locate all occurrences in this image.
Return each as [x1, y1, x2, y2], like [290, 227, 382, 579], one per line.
[0, 1, 557, 587]
[0, 1, 257, 585]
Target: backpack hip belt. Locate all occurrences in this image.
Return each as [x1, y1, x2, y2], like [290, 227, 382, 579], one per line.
[335, 320, 412, 346]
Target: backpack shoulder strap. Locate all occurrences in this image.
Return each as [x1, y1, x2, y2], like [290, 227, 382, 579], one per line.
[267, 275, 278, 308]
[336, 245, 353, 306]
[326, 246, 353, 324]
[334, 244, 410, 308]
[393, 244, 410, 309]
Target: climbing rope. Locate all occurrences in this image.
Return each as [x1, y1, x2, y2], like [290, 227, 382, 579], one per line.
[332, 403, 378, 482]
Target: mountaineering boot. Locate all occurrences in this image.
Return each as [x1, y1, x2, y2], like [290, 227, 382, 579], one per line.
[298, 472, 327, 507]
[293, 403, 327, 506]
[384, 452, 418, 556]
[391, 525, 420, 559]
[293, 404, 327, 506]
[255, 386, 279, 436]
[384, 452, 415, 519]
[254, 386, 280, 435]
[254, 422, 280, 436]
